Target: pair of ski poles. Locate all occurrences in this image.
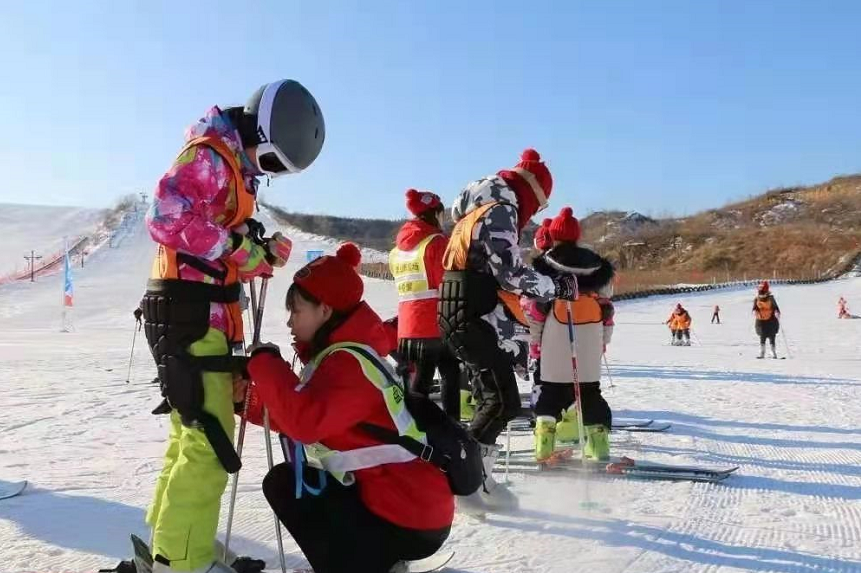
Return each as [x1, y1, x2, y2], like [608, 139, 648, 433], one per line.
[223, 277, 287, 573]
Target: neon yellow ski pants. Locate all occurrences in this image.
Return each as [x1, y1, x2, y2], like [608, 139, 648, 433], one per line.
[146, 328, 235, 571]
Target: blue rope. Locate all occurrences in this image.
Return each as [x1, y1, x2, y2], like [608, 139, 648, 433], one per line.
[290, 441, 327, 499]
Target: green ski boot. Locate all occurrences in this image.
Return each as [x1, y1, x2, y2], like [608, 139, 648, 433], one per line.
[460, 389, 475, 422]
[556, 406, 580, 444]
[534, 416, 557, 462]
[584, 424, 611, 461]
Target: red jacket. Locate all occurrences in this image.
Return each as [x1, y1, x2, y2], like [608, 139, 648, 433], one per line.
[393, 220, 448, 339]
[246, 302, 455, 531]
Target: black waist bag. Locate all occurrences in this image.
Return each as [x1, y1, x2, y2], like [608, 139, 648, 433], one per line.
[347, 346, 484, 496]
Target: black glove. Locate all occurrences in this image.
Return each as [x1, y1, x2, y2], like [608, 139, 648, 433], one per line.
[232, 556, 267, 573]
[553, 275, 579, 301]
[244, 218, 267, 245]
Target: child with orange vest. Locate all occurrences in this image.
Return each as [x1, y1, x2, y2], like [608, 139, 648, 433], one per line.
[666, 304, 692, 346]
[753, 281, 781, 358]
[389, 189, 462, 419]
[523, 207, 616, 462]
[134, 80, 324, 573]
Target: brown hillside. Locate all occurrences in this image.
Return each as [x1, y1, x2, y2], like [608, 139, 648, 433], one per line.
[264, 174, 861, 291]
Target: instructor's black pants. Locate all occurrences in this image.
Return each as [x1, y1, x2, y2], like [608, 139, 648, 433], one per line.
[263, 463, 449, 573]
[398, 337, 461, 420]
[756, 318, 779, 345]
[445, 319, 520, 445]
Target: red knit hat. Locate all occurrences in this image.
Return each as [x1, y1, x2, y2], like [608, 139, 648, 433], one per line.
[514, 148, 553, 203]
[405, 188, 442, 217]
[549, 207, 581, 243]
[293, 243, 364, 312]
[498, 149, 553, 230]
[533, 218, 553, 251]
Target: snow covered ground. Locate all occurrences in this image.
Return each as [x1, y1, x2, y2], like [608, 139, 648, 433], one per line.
[2, 205, 861, 572]
[0, 204, 105, 277]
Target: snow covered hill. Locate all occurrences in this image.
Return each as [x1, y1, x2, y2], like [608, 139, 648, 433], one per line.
[1, 205, 861, 572]
[0, 203, 105, 278]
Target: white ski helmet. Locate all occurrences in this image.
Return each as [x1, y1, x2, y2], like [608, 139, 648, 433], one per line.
[244, 79, 325, 177]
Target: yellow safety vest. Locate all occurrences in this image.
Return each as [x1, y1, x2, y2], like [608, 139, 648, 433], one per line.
[298, 342, 428, 485]
[389, 234, 441, 303]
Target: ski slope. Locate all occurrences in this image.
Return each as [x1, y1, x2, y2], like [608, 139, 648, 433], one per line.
[2, 205, 861, 573]
[0, 204, 105, 277]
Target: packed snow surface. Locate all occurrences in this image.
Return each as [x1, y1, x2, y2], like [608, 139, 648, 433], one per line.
[2, 206, 861, 572]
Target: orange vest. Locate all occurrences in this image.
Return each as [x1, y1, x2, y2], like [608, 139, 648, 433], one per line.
[552, 293, 602, 325]
[755, 298, 774, 321]
[443, 202, 528, 325]
[150, 136, 256, 343]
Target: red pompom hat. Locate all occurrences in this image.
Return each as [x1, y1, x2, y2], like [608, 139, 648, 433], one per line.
[405, 188, 442, 217]
[533, 218, 553, 251]
[293, 243, 364, 312]
[549, 207, 581, 243]
[498, 148, 553, 230]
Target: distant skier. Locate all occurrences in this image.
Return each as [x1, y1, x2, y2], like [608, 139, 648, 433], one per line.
[753, 281, 781, 358]
[836, 296, 857, 319]
[711, 304, 721, 324]
[667, 303, 692, 346]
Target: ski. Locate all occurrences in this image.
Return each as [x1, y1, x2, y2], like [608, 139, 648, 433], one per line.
[494, 456, 737, 483]
[0, 480, 26, 500]
[223, 551, 453, 573]
[612, 419, 654, 428]
[614, 422, 672, 432]
[506, 421, 669, 433]
[404, 550, 455, 572]
[498, 462, 734, 483]
[130, 534, 153, 573]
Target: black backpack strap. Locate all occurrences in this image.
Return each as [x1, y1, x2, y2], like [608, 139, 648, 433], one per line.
[357, 421, 449, 468]
[342, 345, 452, 471]
[176, 252, 228, 282]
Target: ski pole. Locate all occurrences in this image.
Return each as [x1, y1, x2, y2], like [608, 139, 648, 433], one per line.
[125, 308, 143, 384]
[563, 279, 586, 462]
[690, 329, 702, 346]
[248, 279, 287, 573]
[781, 323, 793, 359]
[504, 421, 512, 484]
[225, 278, 277, 563]
[602, 354, 616, 390]
[223, 287, 253, 561]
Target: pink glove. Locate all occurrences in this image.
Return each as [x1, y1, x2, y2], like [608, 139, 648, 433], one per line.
[266, 232, 292, 268]
[227, 234, 273, 282]
[529, 342, 541, 360]
[521, 298, 548, 323]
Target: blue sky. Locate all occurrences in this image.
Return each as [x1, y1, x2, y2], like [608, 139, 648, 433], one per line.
[2, 1, 860, 220]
